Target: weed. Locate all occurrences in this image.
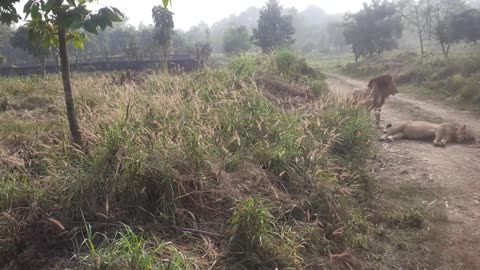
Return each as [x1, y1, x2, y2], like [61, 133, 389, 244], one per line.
[227, 198, 304, 269]
[81, 223, 194, 270]
[308, 79, 329, 97]
[383, 208, 424, 229]
[228, 53, 257, 81]
[317, 99, 375, 163]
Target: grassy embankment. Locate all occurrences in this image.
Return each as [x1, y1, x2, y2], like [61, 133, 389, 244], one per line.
[312, 49, 480, 109]
[0, 49, 441, 269]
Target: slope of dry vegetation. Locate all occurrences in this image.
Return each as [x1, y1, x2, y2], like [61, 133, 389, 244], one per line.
[331, 49, 480, 108]
[0, 50, 387, 269]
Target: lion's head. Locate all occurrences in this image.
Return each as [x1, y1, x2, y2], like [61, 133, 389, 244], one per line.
[368, 74, 398, 97]
[456, 124, 476, 143]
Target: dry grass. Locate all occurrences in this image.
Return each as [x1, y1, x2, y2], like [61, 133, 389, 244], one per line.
[0, 51, 379, 269]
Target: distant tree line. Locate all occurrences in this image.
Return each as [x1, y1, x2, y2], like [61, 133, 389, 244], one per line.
[342, 0, 480, 61]
[1, 0, 478, 70]
[0, 0, 351, 69]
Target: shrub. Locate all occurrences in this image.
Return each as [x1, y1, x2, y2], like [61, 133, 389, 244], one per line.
[227, 198, 304, 268]
[308, 79, 329, 97]
[228, 54, 257, 81]
[316, 98, 375, 163]
[459, 73, 480, 102]
[81, 224, 194, 270]
[272, 48, 321, 81]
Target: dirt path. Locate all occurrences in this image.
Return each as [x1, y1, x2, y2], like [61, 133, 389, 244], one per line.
[327, 73, 480, 269]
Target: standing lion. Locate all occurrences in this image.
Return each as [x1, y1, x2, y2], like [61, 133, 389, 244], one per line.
[351, 74, 398, 127]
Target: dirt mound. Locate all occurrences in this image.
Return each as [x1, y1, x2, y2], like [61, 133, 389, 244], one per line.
[257, 77, 314, 109]
[0, 215, 71, 270]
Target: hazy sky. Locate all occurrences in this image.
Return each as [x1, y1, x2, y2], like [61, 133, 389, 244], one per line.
[95, 0, 365, 30]
[14, 0, 365, 30]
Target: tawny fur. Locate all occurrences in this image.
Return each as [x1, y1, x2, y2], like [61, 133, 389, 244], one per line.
[380, 121, 476, 147]
[350, 74, 398, 127]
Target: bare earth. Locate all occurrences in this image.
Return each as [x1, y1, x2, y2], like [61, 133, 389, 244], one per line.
[327, 73, 480, 269]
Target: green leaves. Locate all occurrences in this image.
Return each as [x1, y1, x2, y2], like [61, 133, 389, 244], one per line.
[163, 0, 171, 7]
[23, 0, 34, 18]
[83, 19, 97, 34]
[0, 0, 21, 25]
[82, 7, 124, 34]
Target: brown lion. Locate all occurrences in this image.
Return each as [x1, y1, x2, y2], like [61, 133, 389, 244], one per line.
[351, 74, 398, 127]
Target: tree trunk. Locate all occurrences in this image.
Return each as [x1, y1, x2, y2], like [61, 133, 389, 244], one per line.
[353, 46, 359, 63]
[445, 43, 451, 59]
[41, 55, 46, 78]
[440, 42, 450, 59]
[163, 47, 168, 71]
[104, 46, 109, 62]
[58, 27, 83, 149]
[414, 5, 425, 55]
[418, 31, 425, 55]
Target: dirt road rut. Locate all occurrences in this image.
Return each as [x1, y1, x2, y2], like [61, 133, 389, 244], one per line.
[327, 73, 480, 269]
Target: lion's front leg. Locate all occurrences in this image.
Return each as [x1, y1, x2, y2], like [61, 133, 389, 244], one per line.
[374, 108, 382, 128]
[433, 132, 448, 147]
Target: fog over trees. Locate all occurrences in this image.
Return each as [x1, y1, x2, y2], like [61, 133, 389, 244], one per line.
[0, 0, 479, 66]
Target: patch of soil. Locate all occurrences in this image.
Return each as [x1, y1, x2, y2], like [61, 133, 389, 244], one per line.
[257, 77, 314, 109]
[0, 215, 72, 270]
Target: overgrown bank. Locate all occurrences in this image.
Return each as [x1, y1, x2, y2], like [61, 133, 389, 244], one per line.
[325, 50, 480, 108]
[0, 50, 410, 269]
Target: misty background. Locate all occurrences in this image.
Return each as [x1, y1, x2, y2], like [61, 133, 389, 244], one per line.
[1, 0, 479, 66]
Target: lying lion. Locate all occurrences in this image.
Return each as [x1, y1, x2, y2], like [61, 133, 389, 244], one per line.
[380, 121, 476, 147]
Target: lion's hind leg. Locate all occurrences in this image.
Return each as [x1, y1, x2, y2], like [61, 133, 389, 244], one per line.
[380, 123, 405, 142]
[380, 127, 404, 142]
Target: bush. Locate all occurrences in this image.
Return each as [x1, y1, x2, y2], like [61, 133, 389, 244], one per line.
[308, 79, 329, 97]
[459, 73, 480, 103]
[227, 198, 304, 268]
[81, 224, 194, 269]
[316, 98, 375, 163]
[272, 48, 321, 81]
[228, 54, 257, 81]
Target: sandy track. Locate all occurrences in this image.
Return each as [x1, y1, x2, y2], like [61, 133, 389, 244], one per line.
[326, 73, 480, 269]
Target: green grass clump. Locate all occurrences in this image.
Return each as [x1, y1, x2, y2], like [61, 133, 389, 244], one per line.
[316, 99, 375, 162]
[81, 224, 194, 270]
[272, 48, 321, 82]
[383, 209, 424, 229]
[228, 53, 257, 81]
[308, 79, 330, 97]
[227, 198, 304, 269]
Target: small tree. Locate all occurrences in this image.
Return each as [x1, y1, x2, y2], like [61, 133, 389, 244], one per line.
[223, 25, 251, 55]
[431, 0, 467, 58]
[252, 0, 296, 53]
[343, 0, 403, 62]
[0, 23, 12, 64]
[398, 0, 434, 54]
[195, 42, 212, 67]
[435, 8, 479, 58]
[11, 27, 50, 76]
[125, 28, 140, 61]
[152, 5, 174, 67]
[326, 22, 347, 52]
